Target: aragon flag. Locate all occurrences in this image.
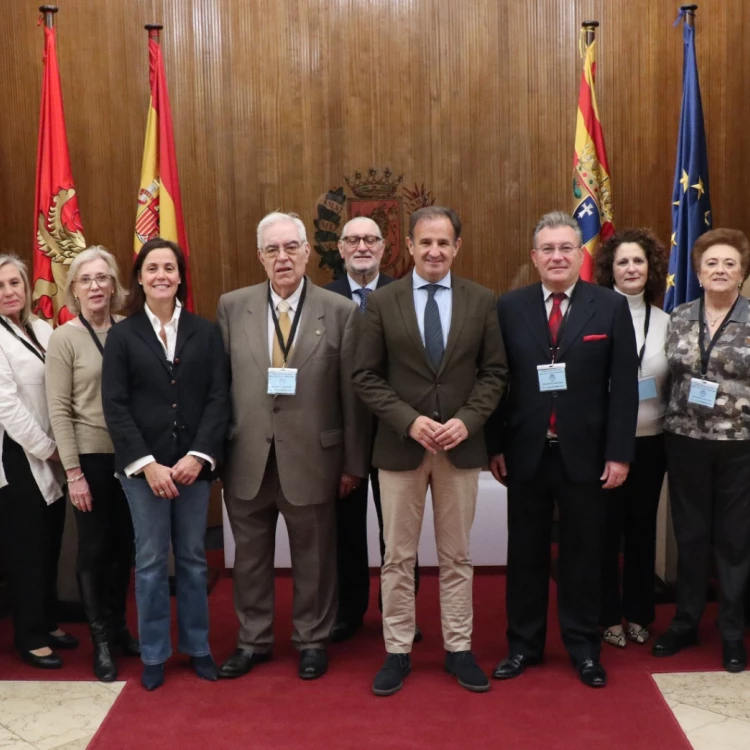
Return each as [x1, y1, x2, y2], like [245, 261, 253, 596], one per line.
[135, 26, 194, 311]
[571, 24, 614, 282]
[32, 18, 86, 325]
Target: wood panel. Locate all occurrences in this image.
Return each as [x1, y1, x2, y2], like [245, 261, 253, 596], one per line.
[1, 0, 747, 318]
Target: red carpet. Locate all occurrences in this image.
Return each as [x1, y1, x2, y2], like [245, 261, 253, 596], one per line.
[1, 570, 730, 749]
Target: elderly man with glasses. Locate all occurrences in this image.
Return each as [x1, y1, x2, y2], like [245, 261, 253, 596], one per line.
[325, 217, 422, 644]
[216, 211, 369, 682]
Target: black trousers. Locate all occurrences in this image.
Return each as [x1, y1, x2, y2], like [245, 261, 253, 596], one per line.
[665, 433, 750, 641]
[0, 434, 65, 651]
[335, 465, 419, 624]
[506, 443, 607, 664]
[601, 434, 666, 628]
[75, 454, 135, 633]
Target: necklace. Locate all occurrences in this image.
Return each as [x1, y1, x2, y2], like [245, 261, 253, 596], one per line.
[706, 308, 729, 326]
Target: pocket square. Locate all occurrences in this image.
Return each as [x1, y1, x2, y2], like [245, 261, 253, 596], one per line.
[583, 334, 608, 342]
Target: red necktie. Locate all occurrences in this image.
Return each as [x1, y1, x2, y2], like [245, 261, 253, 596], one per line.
[548, 293, 566, 434]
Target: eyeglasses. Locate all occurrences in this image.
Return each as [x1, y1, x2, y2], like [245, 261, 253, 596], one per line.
[76, 273, 112, 288]
[535, 244, 580, 255]
[262, 241, 304, 258]
[341, 235, 383, 248]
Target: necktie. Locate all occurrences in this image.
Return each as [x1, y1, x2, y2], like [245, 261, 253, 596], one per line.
[357, 287, 371, 313]
[272, 300, 292, 368]
[423, 284, 445, 369]
[548, 292, 566, 434]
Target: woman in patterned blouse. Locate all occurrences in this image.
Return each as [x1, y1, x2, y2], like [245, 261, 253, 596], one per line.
[652, 228, 750, 673]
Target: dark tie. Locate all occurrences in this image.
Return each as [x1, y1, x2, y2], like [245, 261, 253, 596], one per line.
[356, 287, 371, 313]
[423, 284, 445, 369]
[548, 292, 566, 434]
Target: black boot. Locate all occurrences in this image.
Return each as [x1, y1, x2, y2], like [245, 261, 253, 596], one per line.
[108, 561, 140, 656]
[77, 571, 118, 682]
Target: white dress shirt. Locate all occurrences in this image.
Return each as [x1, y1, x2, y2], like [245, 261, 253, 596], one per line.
[0, 316, 63, 504]
[268, 278, 306, 362]
[124, 301, 214, 477]
[541, 282, 577, 319]
[347, 273, 379, 307]
[413, 270, 452, 347]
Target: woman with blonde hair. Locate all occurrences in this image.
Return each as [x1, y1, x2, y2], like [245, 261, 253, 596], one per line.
[46, 246, 140, 682]
[0, 254, 73, 669]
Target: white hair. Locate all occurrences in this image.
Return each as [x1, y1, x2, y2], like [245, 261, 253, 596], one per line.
[256, 212, 307, 249]
[340, 216, 382, 239]
[533, 211, 583, 247]
[65, 246, 127, 314]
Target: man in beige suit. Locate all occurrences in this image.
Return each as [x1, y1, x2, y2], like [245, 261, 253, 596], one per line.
[217, 211, 368, 681]
[353, 206, 507, 696]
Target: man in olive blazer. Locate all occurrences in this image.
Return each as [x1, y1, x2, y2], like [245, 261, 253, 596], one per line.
[353, 207, 507, 696]
[216, 212, 369, 682]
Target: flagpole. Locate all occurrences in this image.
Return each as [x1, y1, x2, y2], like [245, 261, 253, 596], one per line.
[582, 19, 599, 47]
[39, 5, 58, 28]
[145, 23, 164, 37]
[680, 5, 697, 27]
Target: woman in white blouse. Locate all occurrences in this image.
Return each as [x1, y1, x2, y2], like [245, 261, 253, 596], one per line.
[594, 230, 669, 648]
[0, 255, 77, 668]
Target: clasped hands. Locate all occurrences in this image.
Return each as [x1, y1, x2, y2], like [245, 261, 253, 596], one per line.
[408, 416, 469, 454]
[144, 455, 204, 499]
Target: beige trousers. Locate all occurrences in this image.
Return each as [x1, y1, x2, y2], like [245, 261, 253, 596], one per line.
[379, 450, 480, 653]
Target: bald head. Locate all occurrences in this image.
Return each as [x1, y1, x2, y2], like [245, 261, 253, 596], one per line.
[338, 216, 385, 283]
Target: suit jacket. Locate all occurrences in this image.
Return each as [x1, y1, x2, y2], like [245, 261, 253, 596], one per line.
[102, 310, 230, 479]
[486, 280, 639, 483]
[324, 272, 393, 300]
[216, 278, 369, 505]
[352, 272, 508, 471]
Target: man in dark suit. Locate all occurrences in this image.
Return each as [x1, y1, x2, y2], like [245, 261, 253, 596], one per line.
[487, 210, 639, 689]
[325, 216, 421, 644]
[353, 207, 507, 696]
[216, 212, 369, 682]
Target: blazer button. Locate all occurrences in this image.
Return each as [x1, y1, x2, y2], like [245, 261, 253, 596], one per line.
[174, 357, 180, 365]
[551, 392, 558, 399]
[266, 437, 272, 444]
[171, 379, 176, 385]
[273, 406, 280, 413]
[432, 411, 440, 419]
[172, 403, 177, 408]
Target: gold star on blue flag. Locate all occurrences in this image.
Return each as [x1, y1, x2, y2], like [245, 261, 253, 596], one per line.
[664, 9, 712, 313]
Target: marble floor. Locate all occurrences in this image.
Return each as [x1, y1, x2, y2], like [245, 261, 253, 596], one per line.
[0, 673, 747, 748]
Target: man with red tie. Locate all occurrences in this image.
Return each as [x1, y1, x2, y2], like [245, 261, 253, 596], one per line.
[486, 211, 639, 688]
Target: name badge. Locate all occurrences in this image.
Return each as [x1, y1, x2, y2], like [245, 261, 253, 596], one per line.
[638, 376, 658, 401]
[537, 363, 567, 392]
[267, 367, 297, 395]
[687, 377, 718, 408]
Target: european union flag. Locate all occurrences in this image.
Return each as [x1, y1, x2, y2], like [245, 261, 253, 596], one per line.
[664, 10, 712, 313]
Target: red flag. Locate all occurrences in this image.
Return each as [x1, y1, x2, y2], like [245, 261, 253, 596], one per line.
[32, 24, 86, 325]
[135, 28, 194, 311]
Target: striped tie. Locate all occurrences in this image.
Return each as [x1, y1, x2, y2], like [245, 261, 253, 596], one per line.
[548, 292, 566, 434]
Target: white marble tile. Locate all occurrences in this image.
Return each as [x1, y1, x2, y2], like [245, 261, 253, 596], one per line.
[688, 716, 750, 749]
[0, 682, 117, 750]
[668, 702, 728, 733]
[0, 725, 36, 749]
[653, 671, 750, 722]
[50, 738, 92, 750]
[99, 682, 126, 696]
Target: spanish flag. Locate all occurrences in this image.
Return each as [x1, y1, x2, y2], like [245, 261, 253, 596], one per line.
[135, 26, 194, 311]
[572, 28, 614, 281]
[32, 18, 86, 325]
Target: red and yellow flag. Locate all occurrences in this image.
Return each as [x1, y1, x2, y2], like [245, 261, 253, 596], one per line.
[135, 27, 193, 311]
[572, 30, 614, 281]
[32, 22, 86, 325]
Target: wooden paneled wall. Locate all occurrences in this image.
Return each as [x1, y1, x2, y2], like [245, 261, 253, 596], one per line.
[1, 0, 748, 317]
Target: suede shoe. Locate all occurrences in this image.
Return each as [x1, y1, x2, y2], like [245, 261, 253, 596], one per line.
[445, 650, 490, 692]
[652, 629, 698, 657]
[141, 663, 165, 691]
[191, 654, 219, 681]
[218, 649, 271, 679]
[577, 658, 607, 688]
[492, 653, 542, 680]
[299, 648, 327, 680]
[722, 640, 747, 673]
[373, 653, 411, 696]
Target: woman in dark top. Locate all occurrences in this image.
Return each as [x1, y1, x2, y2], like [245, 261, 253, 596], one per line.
[102, 238, 229, 691]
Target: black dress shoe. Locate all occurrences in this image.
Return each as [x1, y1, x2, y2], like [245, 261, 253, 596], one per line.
[652, 629, 698, 657]
[330, 620, 362, 644]
[299, 648, 327, 680]
[373, 653, 411, 696]
[492, 653, 542, 680]
[47, 631, 79, 650]
[21, 650, 63, 670]
[113, 629, 141, 657]
[722, 639, 747, 673]
[577, 659, 607, 688]
[218, 648, 272, 679]
[93, 641, 117, 682]
[445, 651, 490, 692]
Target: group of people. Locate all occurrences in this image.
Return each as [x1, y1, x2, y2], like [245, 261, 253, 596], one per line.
[0, 206, 748, 696]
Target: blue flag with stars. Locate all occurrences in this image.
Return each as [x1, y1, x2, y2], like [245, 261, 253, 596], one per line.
[664, 11, 712, 313]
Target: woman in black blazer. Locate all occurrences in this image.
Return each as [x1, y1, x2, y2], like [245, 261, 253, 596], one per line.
[102, 238, 229, 691]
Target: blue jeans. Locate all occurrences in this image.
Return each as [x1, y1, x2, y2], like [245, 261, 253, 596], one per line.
[118, 475, 211, 665]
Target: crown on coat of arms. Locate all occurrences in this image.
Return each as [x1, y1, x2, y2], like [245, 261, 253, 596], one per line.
[345, 168, 403, 199]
